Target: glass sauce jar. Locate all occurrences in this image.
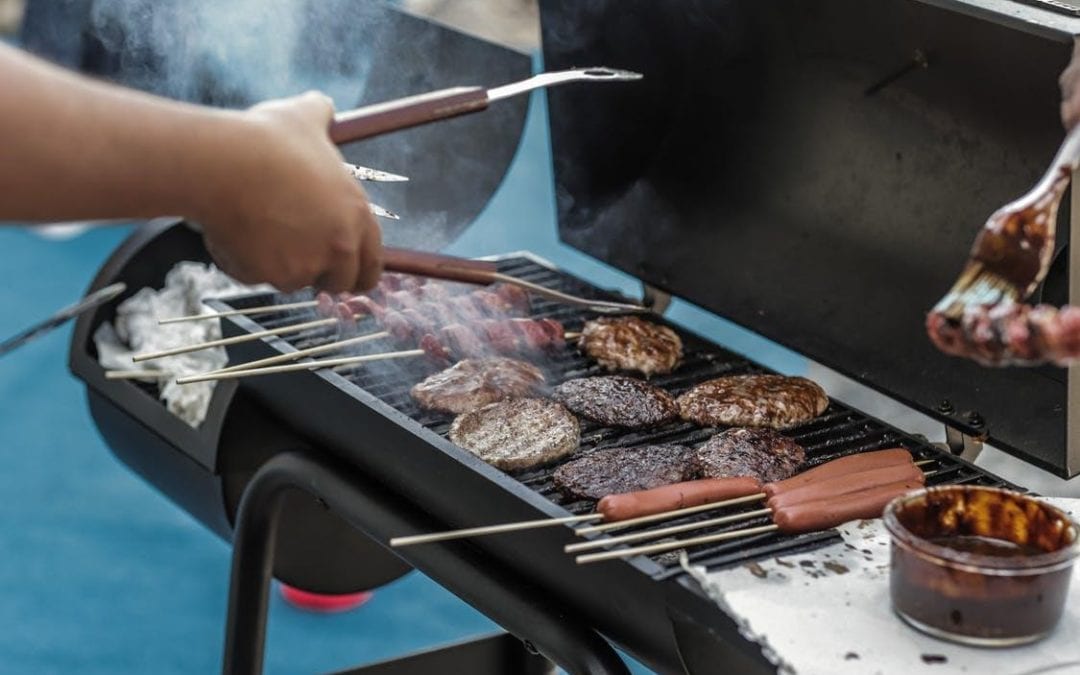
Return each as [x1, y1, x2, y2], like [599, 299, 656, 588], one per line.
[883, 485, 1078, 646]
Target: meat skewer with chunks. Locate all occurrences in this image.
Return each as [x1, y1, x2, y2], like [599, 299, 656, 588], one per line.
[138, 283, 531, 362]
[158, 272, 435, 324]
[175, 318, 573, 384]
[177, 288, 535, 377]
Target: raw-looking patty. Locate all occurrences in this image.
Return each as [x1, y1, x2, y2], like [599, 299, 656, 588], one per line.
[677, 374, 828, 429]
[579, 316, 683, 376]
[692, 428, 806, 483]
[552, 376, 677, 429]
[411, 357, 546, 414]
[553, 445, 695, 500]
[448, 398, 580, 471]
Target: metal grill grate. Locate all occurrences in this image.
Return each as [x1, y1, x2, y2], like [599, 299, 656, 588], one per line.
[229, 256, 1013, 576]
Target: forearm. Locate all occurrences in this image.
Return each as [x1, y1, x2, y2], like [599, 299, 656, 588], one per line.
[0, 42, 253, 222]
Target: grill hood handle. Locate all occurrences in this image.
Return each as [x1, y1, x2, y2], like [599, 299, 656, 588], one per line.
[381, 247, 498, 286]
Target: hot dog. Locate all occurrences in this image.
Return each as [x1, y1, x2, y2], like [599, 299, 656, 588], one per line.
[763, 448, 913, 497]
[772, 479, 922, 534]
[765, 461, 924, 512]
[597, 476, 763, 522]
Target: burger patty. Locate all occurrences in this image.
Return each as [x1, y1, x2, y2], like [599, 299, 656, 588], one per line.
[677, 374, 828, 429]
[553, 444, 694, 500]
[411, 357, 546, 414]
[579, 316, 683, 377]
[692, 428, 806, 483]
[552, 376, 677, 429]
[448, 398, 580, 471]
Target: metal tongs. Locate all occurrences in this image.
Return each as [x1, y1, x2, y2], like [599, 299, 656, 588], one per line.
[329, 66, 649, 315]
[329, 67, 643, 144]
[382, 248, 650, 314]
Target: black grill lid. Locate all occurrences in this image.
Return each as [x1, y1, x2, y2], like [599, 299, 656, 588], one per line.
[541, 0, 1080, 476]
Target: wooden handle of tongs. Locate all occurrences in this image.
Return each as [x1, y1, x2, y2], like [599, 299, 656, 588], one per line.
[329, 86, 490, 144]
[382, 247, 498, 286]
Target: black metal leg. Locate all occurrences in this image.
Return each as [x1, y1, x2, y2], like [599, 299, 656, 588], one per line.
[329, 632, 555, 675]
[222, 451, 631, 675]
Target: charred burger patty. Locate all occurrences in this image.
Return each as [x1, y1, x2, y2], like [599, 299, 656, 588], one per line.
[677, 374, 828, 429]
[411, 357, 546, 414]
[553, 444, 694, 500]
[552, 375, 677, 429]
[579, 316, 683, 377]
[692, 428, 806, 483]
[448, 398, 580, 471]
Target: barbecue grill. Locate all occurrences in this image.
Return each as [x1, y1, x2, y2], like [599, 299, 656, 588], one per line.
[63, 0, 1080, 673]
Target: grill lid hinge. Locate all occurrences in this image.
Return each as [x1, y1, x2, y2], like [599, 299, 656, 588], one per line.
[642, 284, 672, 315]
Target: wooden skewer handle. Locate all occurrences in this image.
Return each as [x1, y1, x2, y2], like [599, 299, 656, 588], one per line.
[382, 247, 498, 286]
[330, 87, 489, 144]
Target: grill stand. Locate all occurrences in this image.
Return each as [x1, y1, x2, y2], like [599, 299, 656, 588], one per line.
[222, 451, 632, 675]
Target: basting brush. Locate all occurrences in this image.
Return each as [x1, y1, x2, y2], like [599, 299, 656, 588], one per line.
[931, 127, 1080, 322]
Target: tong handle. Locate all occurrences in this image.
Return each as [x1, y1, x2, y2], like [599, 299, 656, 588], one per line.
[329, 87, 489, 144]
[382, 247, 498, 286]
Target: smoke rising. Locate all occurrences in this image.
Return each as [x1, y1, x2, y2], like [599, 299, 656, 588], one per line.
[88, 0, 385, 108]
[83, 0, 532, 254]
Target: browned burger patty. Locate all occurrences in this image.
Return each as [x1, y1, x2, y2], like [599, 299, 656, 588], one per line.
[411, 357, 546, 414]
[692, 428, 805, 483]
[552, 376, 677, 429]
[553, 445, 694, 500]
[677, 374, 828, 429]
[448, 398, 580, 471]
[579, 316, 683, 377]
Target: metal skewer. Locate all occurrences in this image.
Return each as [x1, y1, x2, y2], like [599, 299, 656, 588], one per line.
[158, 299, 319, 325]
[105, 369, 173, 380]
[177, 326, 582, 384]
[133, 315, 354, 362]
[576, 524, 782, 565]
[174, 348, 426, 384]
[566, 508, 773, 554]
[575, 493, 767, 536]
[390, 513, 603, 547]
[208, 331, 391, 375]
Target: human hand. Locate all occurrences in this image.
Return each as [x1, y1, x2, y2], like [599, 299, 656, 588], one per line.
[196, 91, 382, 292]
[1060, 39, 1080, 130]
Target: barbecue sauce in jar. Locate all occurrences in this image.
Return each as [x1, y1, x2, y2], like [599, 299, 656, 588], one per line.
[883, 486, 1078, 646]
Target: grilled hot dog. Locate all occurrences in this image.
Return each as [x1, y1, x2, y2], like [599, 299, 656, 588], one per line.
[597, 476, 763, 522]
[763, 448, 913, 497]
[772, 479, 922, 534]
[765, 461, 924, 512]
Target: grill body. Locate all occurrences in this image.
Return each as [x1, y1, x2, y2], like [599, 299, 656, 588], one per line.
[72, 222, 1019, 672]
[213, 249, 1014, 672]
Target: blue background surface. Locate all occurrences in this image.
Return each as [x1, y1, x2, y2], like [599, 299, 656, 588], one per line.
[0, 79, 804, 673]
